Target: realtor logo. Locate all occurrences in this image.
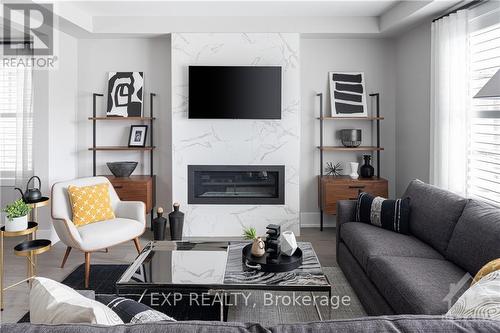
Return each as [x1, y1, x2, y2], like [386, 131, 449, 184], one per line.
[3, 3, 54, 55]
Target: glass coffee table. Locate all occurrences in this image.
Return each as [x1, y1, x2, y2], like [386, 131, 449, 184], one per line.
[116, 240, 331, 320]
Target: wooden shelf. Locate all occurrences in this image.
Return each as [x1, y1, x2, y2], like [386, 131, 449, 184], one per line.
[88, 146, 155, 151]
[88, 117, 156, 121]
[319, 175, 388, 182]
[317, 146, 384, 151]
[316, 116, 384, 120]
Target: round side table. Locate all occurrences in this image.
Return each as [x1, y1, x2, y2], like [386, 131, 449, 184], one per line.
[0, 197, 52, 311]
[26, 196, 50, 222]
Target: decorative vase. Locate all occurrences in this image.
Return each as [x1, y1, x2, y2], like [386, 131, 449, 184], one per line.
[251, 237, 266, 257]
[5, 215, 28, 232]
[349, 162, 359, 180]
[360, 155, 375, 178]
[152, 207, 167, 240]
[281, 231, 298, 256]
[340, 129, 362, 148]
[168, 203, 184, 241]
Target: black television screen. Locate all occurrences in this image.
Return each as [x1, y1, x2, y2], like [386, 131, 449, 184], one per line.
[188, 66, 282, 119]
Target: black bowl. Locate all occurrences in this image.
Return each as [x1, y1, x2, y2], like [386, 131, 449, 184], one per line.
[106, 162, 138, 177]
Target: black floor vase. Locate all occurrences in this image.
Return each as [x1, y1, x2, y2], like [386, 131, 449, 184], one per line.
[152, 207, 167, 240]
[169, 203, 184, 240]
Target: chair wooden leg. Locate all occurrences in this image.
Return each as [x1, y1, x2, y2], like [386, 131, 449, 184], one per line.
[133, 238, 141, 254]
[60, 247, 72, 268]
[84, 252, 91, 289]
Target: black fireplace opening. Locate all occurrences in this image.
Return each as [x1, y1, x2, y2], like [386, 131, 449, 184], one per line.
[188, 165, 285, 204]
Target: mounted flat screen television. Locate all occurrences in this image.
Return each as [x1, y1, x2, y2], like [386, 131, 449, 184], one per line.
[188, 66, 282, 119]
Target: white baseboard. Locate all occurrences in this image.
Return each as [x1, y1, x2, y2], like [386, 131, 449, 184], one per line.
[300, 212, 336, 228]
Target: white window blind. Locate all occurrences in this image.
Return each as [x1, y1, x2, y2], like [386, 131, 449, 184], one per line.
[467, 5, 500, 206]
[0, 67, 33, 183]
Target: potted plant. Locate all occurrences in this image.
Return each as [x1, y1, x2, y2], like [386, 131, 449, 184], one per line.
[243, 227, 265, 257]
[2, 199, 31, 232]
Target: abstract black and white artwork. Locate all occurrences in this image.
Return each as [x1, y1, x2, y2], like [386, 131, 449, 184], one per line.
[329, 72, 367, 117]
[107, 72, 144, 117]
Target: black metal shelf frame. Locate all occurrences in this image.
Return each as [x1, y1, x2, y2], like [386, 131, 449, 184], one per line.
[92, 92, 156, 222]
[316, 92, 382, 231]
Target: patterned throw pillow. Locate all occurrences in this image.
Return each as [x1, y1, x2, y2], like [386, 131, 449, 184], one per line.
[96, 295, 175, 323]
[447, 270, 500, 320]
[67, 183, 115, 227]
[473, 258, 500, 286]
[356, 192, 411, 234]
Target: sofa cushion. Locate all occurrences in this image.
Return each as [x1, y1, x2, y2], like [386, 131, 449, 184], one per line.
[446, 199, 500, 275]
[67, 183, 115, 227]
[341, 222, 444, 272]
[367, 257, 469, 315]
[96, 295, 175, 323]
[402, 179, 468, 255]
[355, 192, 411, 234]
[271, 316, 500, 333]
[77, 218, 144, 251]
[30, 277, 123, 325]
[446, 270, 500, 320]
[473, 258, 500, 285]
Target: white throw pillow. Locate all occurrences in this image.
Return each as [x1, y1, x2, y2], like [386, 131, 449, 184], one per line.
[446, 270, 500, 320]
[30, 277, 123, 325]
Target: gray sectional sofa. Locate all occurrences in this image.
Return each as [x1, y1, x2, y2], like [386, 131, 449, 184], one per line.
[337, 179, 500, 316]
[4, 316, 500, 333]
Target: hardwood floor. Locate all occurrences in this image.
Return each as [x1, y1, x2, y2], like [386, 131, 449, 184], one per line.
[298, 227, 337, 267]
[0, 227, 336, 323]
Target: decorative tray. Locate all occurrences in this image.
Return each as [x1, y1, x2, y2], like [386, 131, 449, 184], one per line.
[241, 243, 302, 272]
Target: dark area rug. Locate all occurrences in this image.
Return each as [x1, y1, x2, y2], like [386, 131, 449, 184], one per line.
[18, 264, 226, 323]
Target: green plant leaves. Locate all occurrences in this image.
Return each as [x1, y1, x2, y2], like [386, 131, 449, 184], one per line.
[2, 199, 31, 220]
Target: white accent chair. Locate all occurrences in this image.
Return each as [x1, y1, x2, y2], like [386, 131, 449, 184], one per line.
[51, 176, 146, 288]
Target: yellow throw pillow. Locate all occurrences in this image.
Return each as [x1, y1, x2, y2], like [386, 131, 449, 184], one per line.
[67, 183, 115, 227]
[472, 258, 500, 286]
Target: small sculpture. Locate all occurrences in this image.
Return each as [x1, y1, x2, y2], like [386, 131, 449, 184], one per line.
[265, 224, 281, 264]
[325, 162, 343, 176]
[281, 231, 298, 256]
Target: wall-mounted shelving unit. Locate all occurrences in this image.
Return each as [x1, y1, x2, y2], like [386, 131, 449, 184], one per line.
[90, 92, 157, 223]
[316, 92, 388, 231]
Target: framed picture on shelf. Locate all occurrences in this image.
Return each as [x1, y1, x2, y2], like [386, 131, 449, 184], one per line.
[128, 125, 148, 147]
[107, 72, 144, 117]
[328, 72, 367, 117]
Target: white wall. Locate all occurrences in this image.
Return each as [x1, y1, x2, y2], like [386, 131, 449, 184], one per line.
[77, 37, 172, 220]
[300, 38, 397, 227]
[395, 23, 431, 196]
[171, 33, 301, 237]
[21, 30, 79, 240]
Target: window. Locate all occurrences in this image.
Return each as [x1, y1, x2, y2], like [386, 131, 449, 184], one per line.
[467, 3, 500, 205]
[0, 66, 33, 185]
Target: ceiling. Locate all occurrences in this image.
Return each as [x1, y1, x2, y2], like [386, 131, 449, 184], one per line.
[69, 1, 399, 18]
[22, 0, 462, 38]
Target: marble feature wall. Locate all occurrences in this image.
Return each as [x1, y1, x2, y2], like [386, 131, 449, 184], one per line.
[171, 33, 300, 237]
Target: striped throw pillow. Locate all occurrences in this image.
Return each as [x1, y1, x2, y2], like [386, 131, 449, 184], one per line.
[356, 192, 411, 234]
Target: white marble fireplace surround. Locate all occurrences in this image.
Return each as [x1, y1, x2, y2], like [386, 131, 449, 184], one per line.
[171, 33, 300, 237]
